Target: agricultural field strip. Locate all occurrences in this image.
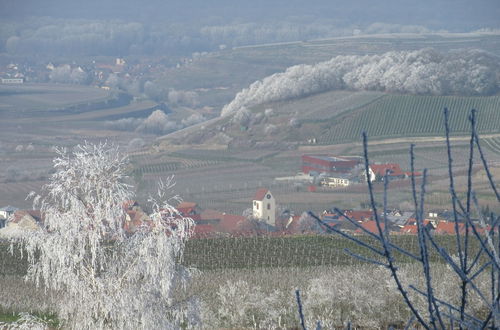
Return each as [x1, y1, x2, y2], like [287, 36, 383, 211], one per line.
[295, 91, 386, 121]
[13, 100, 158, 123]
[1, 235, 473, 273]
[230, 34, 500, 64]
[0, 236, 454, 274]
[142, 163, 278, 188]
[0, 84, 111, 112]
[483, 137, 500, 154]
[183, 235, 481, 269]
[319, 95, 500, 144]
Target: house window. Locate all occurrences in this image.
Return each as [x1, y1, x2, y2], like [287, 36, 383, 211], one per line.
[256, 203, 259, 210]
[267, 203, 271, 210]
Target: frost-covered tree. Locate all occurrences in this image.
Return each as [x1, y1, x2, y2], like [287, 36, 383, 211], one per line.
[136, 110, 182, 135]
[49, 64, 72, 83]
[221, 48, 500, 116]
[12, 143, 197, 329]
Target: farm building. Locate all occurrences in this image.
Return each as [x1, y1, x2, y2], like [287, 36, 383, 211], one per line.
[367, 163, 406, 182]
[301, 155, 362, 176]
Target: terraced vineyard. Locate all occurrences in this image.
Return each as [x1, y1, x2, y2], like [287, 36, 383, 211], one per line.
[271, 90, 385, 121]
[182, 235, 473, 270]
[483, 137, 500, 154]
[318, 94, 500, 144]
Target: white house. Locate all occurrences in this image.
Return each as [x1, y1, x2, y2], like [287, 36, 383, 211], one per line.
[0, 206, 18, 220]
[252, 188, 276, 226]
[321, 176, 350, 187]
[1, 78, 23, 84]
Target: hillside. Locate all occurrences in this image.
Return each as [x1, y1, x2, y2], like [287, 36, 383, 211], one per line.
[316, 93, 500, 144]
[162, 91, 500, 147]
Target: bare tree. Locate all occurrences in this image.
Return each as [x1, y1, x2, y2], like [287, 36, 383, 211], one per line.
[309, 109, 500, 328]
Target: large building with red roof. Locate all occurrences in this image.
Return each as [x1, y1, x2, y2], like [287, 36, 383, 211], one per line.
[301, 155, 362, 176]
[368, 163, 405, 181]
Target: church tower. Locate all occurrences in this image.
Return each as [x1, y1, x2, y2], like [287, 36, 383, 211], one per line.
[252, 188, 276, 226]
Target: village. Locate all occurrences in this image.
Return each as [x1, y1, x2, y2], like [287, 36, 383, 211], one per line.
[0, 56, 198, 89]
[0, 154, 484, 239]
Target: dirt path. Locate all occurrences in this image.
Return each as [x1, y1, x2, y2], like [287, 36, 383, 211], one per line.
[299, 133, 500, 152]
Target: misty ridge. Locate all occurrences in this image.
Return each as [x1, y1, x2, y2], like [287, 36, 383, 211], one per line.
[0, 18, 446, 57]
[221, 48, 500, 116]
[1, 0, 499, 57]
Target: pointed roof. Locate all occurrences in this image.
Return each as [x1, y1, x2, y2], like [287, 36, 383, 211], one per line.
[254, 188, 269, 201]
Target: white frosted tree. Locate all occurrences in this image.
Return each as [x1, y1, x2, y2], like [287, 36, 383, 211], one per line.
[13, 143, 197, 329]
[221, 48, 500, 116]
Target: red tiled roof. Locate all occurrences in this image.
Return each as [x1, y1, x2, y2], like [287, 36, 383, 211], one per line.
[200, 209, 224, 220]
[401, 224, 418, 234]
[177, 202, 197, 209]
[370, 164, 404, 177]
[343, 210, 374, 222]
[355, 220, 385, 234]
[282, 215, 302, 233]
[217, 213, 246, 233]
[435, 221, 465, 235]
[124, 209, 153, 233]
[406, 219, 432, 226]
[254, 188, 269, 201]
[122, 200, 138, 210]
[176, 202, 201, 220]
[11, 210, 43, 224]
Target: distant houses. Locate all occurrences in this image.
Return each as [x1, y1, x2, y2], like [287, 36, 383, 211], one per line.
[0, 206, 18, 221]
[0, 206, 18, 229]
[0, 182, 485, 239]
[299, 154, 421, 187]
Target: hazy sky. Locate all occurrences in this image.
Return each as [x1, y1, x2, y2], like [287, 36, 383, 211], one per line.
[1, 0, 499, 57]
[1, 0, 499, 30]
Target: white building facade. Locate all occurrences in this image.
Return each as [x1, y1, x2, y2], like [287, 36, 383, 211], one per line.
[252, 188, 276, 226]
